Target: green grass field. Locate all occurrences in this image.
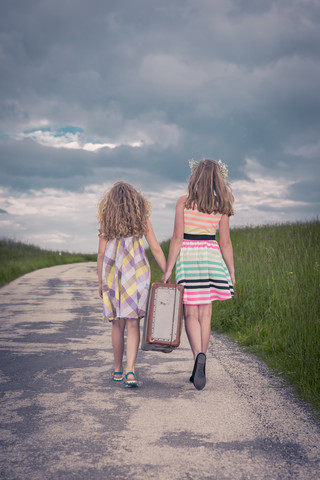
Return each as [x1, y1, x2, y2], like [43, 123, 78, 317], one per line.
[211, 220, 320, 410]
[1, 221, 319, 411]
[0, 239, 96, 286]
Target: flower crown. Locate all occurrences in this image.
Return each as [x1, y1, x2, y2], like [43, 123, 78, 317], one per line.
[189, 158, 229, 179]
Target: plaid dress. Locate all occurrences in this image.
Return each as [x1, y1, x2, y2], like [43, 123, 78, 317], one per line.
[101, 236, 150, 322]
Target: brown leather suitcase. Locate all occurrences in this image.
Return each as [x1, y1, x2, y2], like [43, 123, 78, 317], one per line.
[141, 283, 184, 353]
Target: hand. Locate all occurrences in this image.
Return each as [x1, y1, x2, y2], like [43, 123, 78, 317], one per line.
[161, 271, 172, 284]
[230, 273, 235, 286]
[99, 285, 103, 298]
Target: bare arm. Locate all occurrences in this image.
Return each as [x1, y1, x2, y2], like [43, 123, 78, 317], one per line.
[145, 219, 167, 273]
[219, 214, 235, 285]
[97, 236, 108, 298]
[162, 195, 185, 283]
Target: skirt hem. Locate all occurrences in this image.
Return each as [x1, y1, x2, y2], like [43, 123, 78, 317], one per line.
[103, 315, 145, 323]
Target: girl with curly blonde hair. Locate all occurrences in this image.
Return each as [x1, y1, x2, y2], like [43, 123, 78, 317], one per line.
[97, 181, 166, 387]
[162, 159, 235, 390]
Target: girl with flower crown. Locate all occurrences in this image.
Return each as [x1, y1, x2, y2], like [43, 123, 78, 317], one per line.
[97, 181, 166, 387]
[162, 159, 235, 390]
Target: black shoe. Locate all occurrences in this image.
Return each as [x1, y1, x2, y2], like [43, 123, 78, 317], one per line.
[189, 353, 199, 382]
[193, 353, 206, 390]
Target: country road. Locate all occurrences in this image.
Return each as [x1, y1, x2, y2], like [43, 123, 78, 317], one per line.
[0, 263, 319, 480]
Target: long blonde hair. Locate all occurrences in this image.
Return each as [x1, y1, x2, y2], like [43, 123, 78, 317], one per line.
[185, 158, 234, 215]
[97, 182, 151, 239]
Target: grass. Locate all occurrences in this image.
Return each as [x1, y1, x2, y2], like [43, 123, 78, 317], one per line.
[0, 239, 96, 287]
[212, 220, 320, 411]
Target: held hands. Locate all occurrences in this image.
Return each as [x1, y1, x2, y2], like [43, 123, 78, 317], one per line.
[161, 270, 172, 284]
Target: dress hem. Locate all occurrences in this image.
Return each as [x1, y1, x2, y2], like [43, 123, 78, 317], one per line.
[103, 315, 145, 323]
[183, 296, 234, 305]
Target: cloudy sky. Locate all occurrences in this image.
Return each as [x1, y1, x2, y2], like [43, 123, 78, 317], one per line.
[1, 0, 319, 253]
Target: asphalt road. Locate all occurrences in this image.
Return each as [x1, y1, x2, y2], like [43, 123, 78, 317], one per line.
[0, 263, 319, 480]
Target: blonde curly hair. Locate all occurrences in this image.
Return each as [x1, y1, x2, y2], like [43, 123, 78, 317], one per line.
[185, 158, 234, 216]
[97, 181, 151, 240]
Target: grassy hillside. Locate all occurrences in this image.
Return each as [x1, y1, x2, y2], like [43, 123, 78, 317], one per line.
[214, 220, 320, 410]
[149, 220, 320, 411]
[0, 239, 96, 286]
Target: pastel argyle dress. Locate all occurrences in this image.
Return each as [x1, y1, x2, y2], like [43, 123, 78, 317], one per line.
[101, 236, 150, 322]
[176, 207, 234, 305]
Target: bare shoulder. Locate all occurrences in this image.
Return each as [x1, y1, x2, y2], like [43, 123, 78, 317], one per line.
[177, 194, 187, 206]
[175, 195, 187, 214]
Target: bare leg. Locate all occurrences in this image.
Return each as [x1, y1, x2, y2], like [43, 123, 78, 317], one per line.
[184, 305, 201, 358]
[111, 318, 125, 378]
[198, 303, 212, 354]
[125, 318, 140, 380]
[185, 303, 212, 390]
[184, 303, 212, 358]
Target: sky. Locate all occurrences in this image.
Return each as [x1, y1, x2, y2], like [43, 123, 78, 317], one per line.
[0, 0, 319, 253]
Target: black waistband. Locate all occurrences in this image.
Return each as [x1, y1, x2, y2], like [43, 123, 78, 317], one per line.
[184, 233, 216, 240]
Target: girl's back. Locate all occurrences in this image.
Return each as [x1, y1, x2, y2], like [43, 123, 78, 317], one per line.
[183, 207, 222, 236]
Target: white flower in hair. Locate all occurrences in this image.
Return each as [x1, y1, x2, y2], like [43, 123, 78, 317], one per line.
[188, 158, 199, 171]
[189, 157, 229, 179]
[217, 159, 228, 179]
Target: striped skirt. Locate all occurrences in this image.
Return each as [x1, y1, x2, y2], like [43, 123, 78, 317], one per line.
[176, 237, 234, 305]
[102, 236, 150, 321]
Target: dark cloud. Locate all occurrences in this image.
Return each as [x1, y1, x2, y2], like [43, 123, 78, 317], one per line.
[0, 0, 319, 250]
